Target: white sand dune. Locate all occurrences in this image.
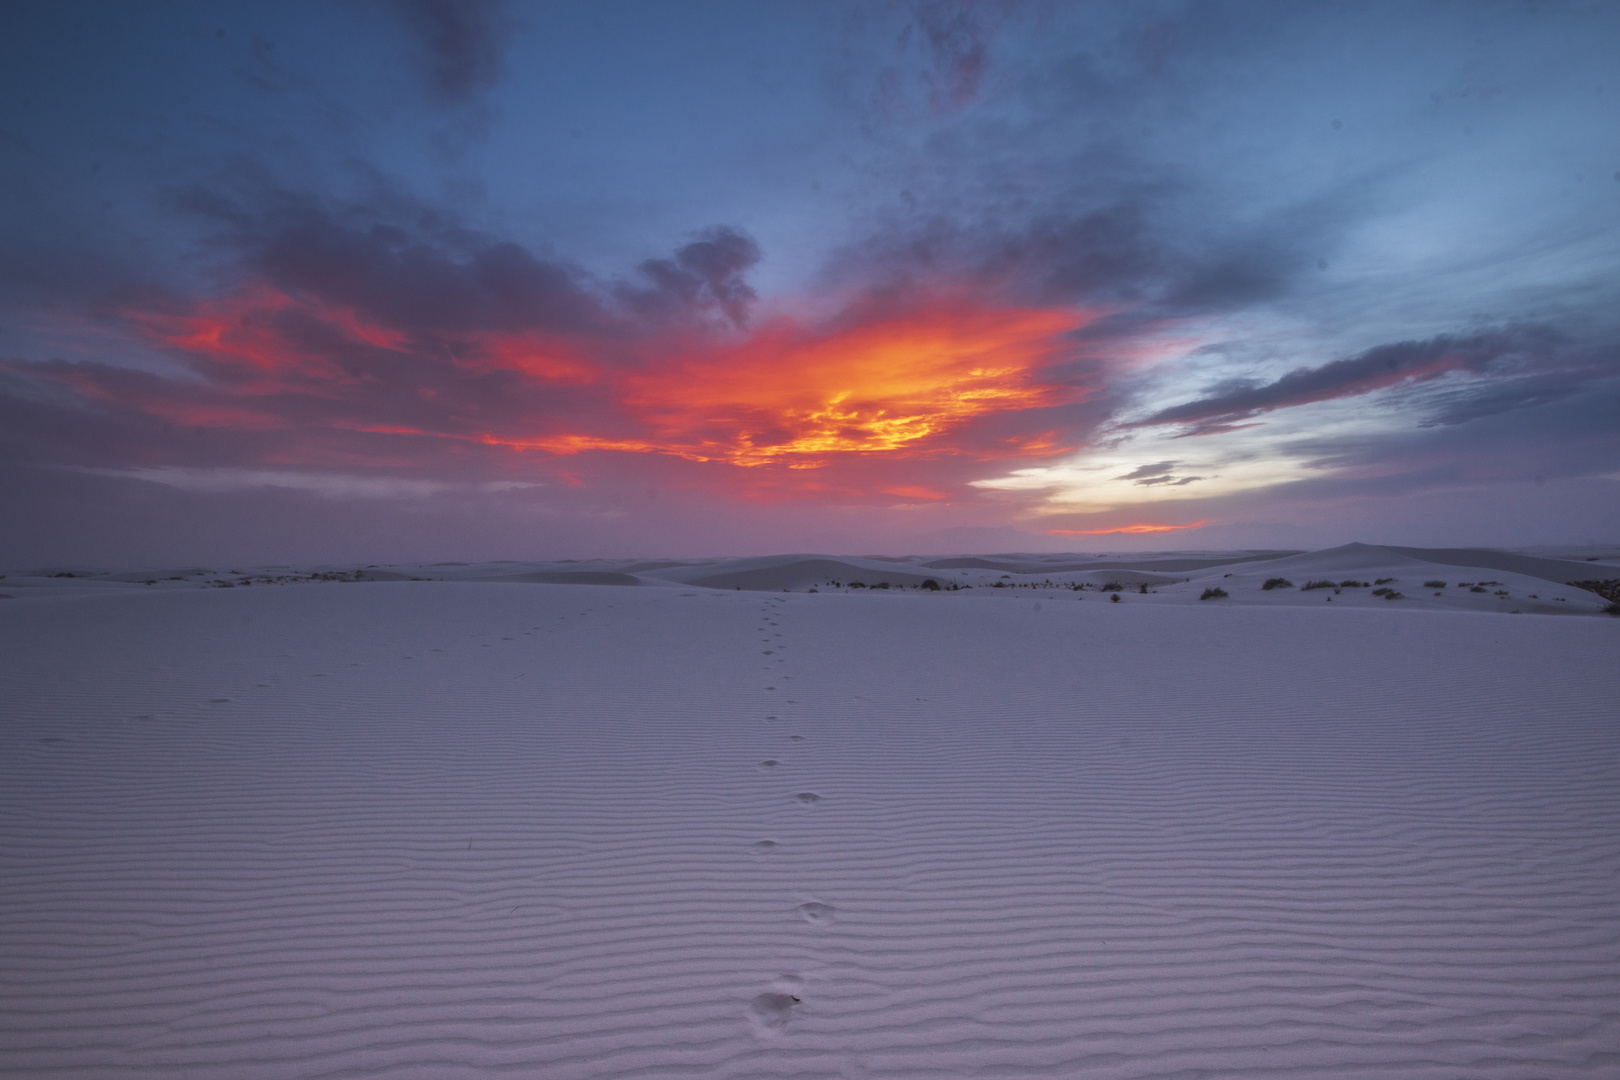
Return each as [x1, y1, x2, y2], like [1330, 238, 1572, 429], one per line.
[925, 552, 1301, 574]
[684, 558, 943, 592]
[3, 569, 1618, 1078]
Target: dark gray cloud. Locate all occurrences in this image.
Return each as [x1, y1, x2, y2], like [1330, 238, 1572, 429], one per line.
[912, 1, 994, 111]
[1135, 328, 1567, 433]
[1117, 460, 1175, 480]
[618, 226, 762, 329]
[179, 184, 612, 336]
[395, 0, 515, 104]
[1114, 460, 1203, 486]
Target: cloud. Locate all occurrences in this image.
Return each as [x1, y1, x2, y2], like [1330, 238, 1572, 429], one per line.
[2, 231, 1101, 506]
[394, 0, 516, 105]
[1133, 328, 1565, 433]
[913, 1, 995, 112]
[1116, 461, 1175, 480]
[617, 226, 763, 329]
[81, 465, 539, 499]
[180, 186, 614, 337]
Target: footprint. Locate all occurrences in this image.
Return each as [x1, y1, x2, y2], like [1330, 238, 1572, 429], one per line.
[764, 715, 778, 720]
[793, 791, 821, 804]
[748, 979, 803, 1036]
[787, 735, 805, 742]
[796, 901, 836, 925]
[209, 698, 232, 703]
[752, 840, 780, 854]
[760, 759, 780, 769]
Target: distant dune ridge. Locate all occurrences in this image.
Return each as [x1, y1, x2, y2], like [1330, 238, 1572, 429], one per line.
[1, 542, 1618, 1076]
[7, 541, 1613, 613]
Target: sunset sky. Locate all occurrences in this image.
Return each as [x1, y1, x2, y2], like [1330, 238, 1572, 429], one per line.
[2, 1, 1617, 563]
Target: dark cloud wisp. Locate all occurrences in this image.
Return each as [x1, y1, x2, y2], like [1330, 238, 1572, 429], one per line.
[1134, 328, 1569, 434]
[395, 0, 515, 104]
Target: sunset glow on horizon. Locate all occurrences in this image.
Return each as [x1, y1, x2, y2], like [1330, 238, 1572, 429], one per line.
[1047, 521, 1213, 536]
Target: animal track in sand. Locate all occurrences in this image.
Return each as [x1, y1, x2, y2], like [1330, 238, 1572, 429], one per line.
[796, 901, 836, 924]
[793, 791, 820, 804]
[752, 840, 780, 854]
[748, 976, 804, 1035]
[760, 759, 780, 768]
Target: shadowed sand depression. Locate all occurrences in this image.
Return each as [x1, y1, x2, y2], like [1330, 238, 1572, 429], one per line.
[2, 580, 1618, 1078]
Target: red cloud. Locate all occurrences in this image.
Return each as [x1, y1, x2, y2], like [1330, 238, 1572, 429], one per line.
[55, 283, 1101, 504]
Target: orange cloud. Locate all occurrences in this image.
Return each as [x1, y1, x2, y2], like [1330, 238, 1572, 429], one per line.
[103, 283, 1098, 503]
[613, 300, 1094, 468]
[1047, 520, 1211, 535]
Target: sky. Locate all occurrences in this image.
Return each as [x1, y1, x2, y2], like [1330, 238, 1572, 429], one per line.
[1, 0, 1617, 565]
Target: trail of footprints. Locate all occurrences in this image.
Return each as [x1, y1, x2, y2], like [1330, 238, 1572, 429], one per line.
[745, 595, 834, 1038]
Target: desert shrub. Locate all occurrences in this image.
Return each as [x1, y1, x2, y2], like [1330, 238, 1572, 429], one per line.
[849, 581, 866, 588]
[1262, 577, 1294, 590]
[1200, 587, 1228, 600]
[874, 582, 890, 589]
[1138, 583, 1149, 594]
[1374, 577, 1395, 585]
[1301, 580, 1336, 591]
[1424, 580, 1447, 589]
[1606, 602, 1620, 616]
[1100, 582, 1124, 592]
[921, 579, 941, 591]
[1470, 585, 1487, 593]
[1371, 587, 1403, 599]
[993, 580, 1006, 588]
[1566, 579, 1620, 604]
[1110, 593, 1120, 602]
[1340, 580, 1369, 588]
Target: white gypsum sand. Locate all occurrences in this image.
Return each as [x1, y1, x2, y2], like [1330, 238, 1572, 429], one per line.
[1, 564, 1618, 1078]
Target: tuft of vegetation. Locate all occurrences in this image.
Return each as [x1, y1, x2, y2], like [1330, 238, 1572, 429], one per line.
[1470, 585, 1487, 593]
[1262, 577, 1294, 590]
[1374, 578, 1396, 585]
[1371, 587, 1403, 599]
[921, 579, 941, 591]
[1567, 579, 1620, 604]
[1340, 580, 1369, 588]
[1424, 580, 1447, 589]
[849, 581, 866, 589]
[1301, 580, 1337, 591]
[1138, 583, 1150, 594]
[1200, 587, 1228, 600]
[1110, 593, 1121, 603]
[1606, 602, 1620, 616]
[873, 582, 890, 589]
[1100, 582, 1124, 592]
